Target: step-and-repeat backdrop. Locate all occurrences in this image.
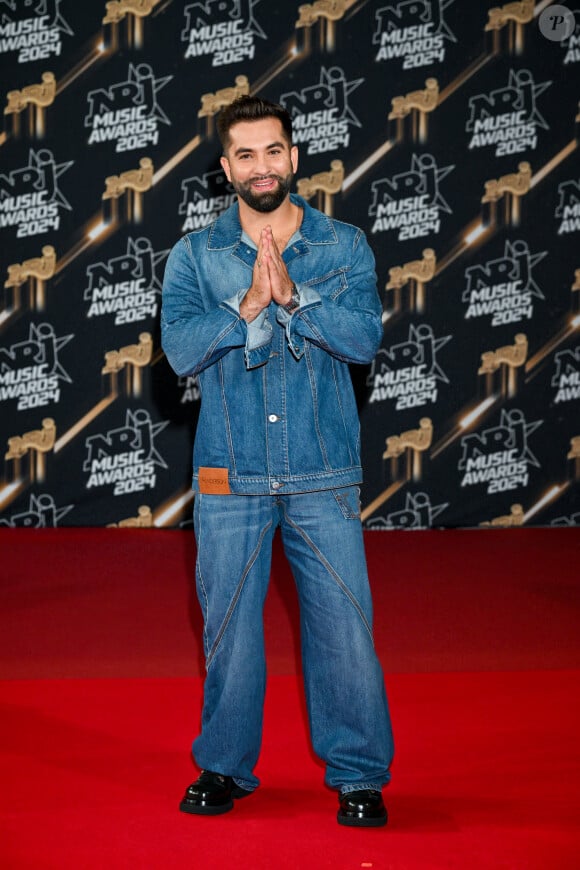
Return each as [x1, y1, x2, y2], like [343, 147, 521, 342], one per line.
[1, 0, 578, 530]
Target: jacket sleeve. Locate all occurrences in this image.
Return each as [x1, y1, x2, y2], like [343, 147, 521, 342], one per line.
[161, 235, 273, 376]
[276, 228, 383, 364]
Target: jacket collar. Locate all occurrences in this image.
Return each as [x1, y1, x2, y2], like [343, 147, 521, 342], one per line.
[207, 194, 339, 251]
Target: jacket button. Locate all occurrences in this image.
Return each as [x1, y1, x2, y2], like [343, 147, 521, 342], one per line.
[271, 481, 281, 490]
[268, 414, 279, 423]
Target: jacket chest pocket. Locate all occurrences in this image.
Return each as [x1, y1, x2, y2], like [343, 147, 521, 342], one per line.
[302, 268, 348, 301]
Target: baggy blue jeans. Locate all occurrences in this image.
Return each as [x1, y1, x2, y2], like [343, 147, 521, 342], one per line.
[192, 486, 394, 794]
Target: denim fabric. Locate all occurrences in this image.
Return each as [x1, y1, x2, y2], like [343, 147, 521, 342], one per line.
[192, 488, 394, 793]
[161, 195, 383, 495]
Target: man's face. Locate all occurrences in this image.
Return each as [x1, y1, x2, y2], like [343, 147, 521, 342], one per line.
[220, 117, 298, 213]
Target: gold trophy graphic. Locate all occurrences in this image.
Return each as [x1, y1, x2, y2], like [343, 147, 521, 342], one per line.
[485, 0, 534, 54]
[4, 246, 57, 312]
[198, 76, 250, 136]
[107, 505, 153, 528]
[572, 268, 580, 313]
[389, 78, 439, 144]
[102, 332, 153, 396]
[383, 417, 433, 483]
[198, 76, 250, 118]
[5, 418, 56, 483]
[296, 0, 349, 52]
[102, 0, 162, 49]
[482, 161, 531, 227]
[386, 249, 436, 315]
[4, 72, 56, 137]
[480, 504, 525, 528]
[568, 436, 580, 480]
[102, 157, 154, 223]
[478, 333, 528, 398]
[297, 160, 344, 217]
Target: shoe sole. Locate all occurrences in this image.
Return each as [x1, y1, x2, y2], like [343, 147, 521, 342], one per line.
[179, 788, 251, 816]
[337, 812, 388, 828]
[180, 799, 234, 815]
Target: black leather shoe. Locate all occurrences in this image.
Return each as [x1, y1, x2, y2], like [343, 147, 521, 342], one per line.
[337, 789, 388, 827]
[179, 770, 253, 816]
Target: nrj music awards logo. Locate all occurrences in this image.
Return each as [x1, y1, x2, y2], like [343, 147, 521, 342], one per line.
[83, 409, 168, 497]
[367, 324, 451, 410]
[466, 69, 551, 158]
[178, 374, 200, 404]
[373, 0, 456, 69]
[181, 0, 265, 66]
[0, 493, 72, 527]
[0, 322, 72, 411]
[84, 237, 168, 327]
[279, 67, 362, 156]
[0, 0, 72, 63]
[0, 148, 72, 238]
[366, 492, 448, 530]
[179, 168, 235, 232]
[85, 63, 172, 154]
[369, 153, 454, 240]
[551, 346, 580, 404]
[555, 179, 580, 234]
[458, 409, 542, 495]
[463, 241, 546, 328]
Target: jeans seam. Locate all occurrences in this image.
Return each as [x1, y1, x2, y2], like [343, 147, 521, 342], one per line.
[195, 496, 210, 658]
[282, 507, 374, 644]
[205, 518, 273, 670]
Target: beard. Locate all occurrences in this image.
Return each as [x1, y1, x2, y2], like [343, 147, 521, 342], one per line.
[232, 171, 294, 213]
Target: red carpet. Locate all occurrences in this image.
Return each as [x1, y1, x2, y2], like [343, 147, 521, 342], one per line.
[1, 527, 579, 868]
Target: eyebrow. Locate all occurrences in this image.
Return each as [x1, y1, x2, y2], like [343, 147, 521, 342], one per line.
[232, 140, 288, 156]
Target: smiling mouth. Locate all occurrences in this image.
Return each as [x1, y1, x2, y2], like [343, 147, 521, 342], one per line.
[251, 177, 279, 191]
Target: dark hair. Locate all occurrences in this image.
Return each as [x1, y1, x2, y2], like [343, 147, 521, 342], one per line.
[216, 95, 293, 152]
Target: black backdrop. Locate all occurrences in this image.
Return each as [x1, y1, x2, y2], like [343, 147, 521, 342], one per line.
[1, 0, 579, 530]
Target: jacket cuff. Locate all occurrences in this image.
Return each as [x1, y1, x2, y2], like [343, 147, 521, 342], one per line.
[276, 284, 321, 359]
[222, 290, 273, 369]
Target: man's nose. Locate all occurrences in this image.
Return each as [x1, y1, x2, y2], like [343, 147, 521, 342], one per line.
[254, 154, 271, 175]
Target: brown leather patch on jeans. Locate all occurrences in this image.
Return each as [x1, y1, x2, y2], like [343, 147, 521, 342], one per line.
[198, 467, 231, 495]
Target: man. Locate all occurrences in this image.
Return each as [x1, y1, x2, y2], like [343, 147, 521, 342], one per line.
[161, 95, 393, 827]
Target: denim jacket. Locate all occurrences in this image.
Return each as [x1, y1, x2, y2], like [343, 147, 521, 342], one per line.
[161, 194, 383, 495]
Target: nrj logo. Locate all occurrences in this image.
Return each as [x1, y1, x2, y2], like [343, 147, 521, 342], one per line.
[458, 409, 542, 495]
[0, 148, 72, 238]
[369, 153, 454, 240]
[367, 324, 450, 410]
[466, 69, 551, 158]
[366, 492, 448, 530]
[555, 179, 580, 234]
[0, 0, 72, 63]
[85, 63, 172, 154]
[373, 0, 456, 68]
[279, 67, 362, 156]
[0, 322, 72, 411]
[552, 512, 580, 527]
[83, 409, 168, 498]
[84, 237, 168, 327]
[182, 0, 265, 66]
[179, 169, 235, 232]
[551, 346, 580, 403]
[463, 240, 546, 328]
[0, 493, 72, 528]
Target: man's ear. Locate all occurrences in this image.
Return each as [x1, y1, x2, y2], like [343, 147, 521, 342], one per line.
[291, 145, 298, 174]
[220, 155, 231, 181]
